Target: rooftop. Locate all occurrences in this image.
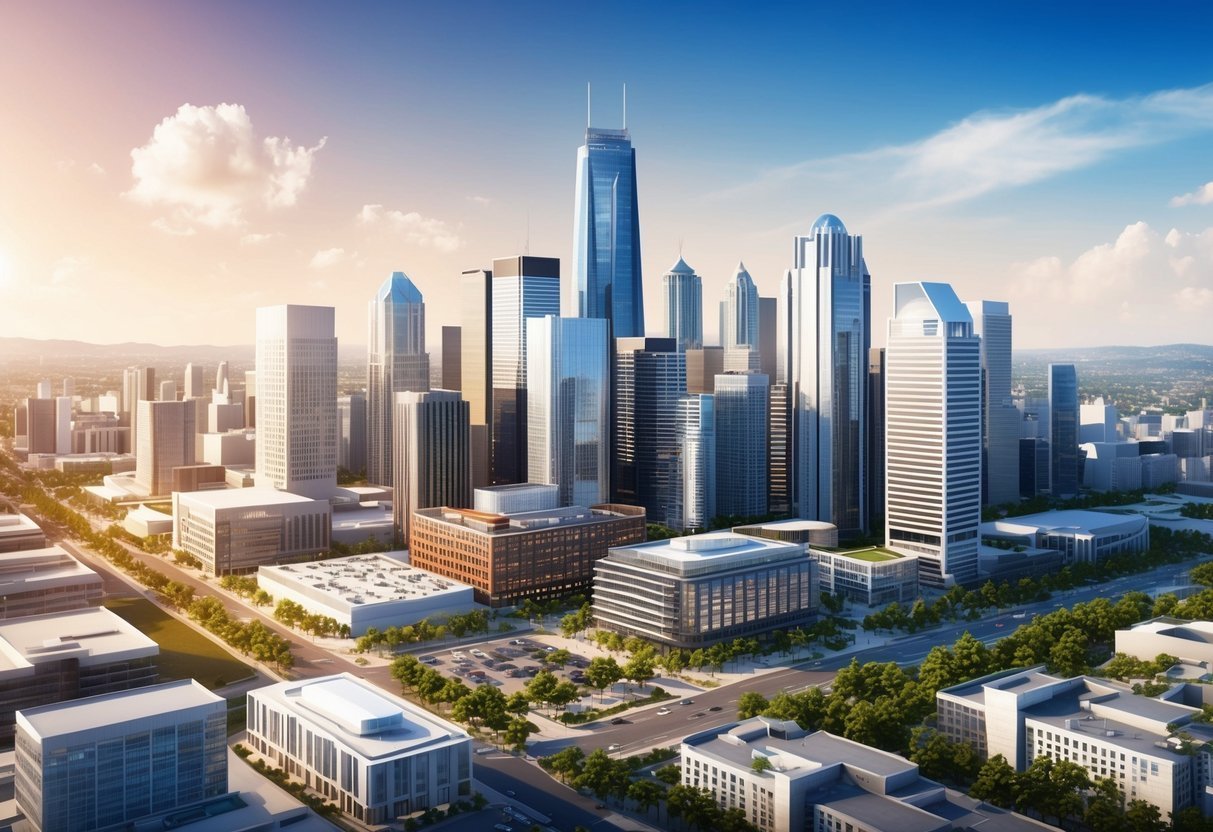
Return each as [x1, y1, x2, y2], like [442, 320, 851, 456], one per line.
[0, 545, 100, 594]
[605, 532, 805, 577]
[18, 679, 220, 740]
[416, 503, 641, 535]
[259, 553, 473, 609]
[0, 606, 157, 674]
[938, 666, 1063, 706]
[984, 509, 1148, 537]
[811, 213, 848, 235]
[0, 513, 41, 537]
[666, 256, 695, 275]
[824, 546, 905, 563]
[1127, 617, 1213, 644]
[177, 487, 323, 510]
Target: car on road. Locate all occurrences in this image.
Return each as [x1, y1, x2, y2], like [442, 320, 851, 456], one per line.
[690, 712, 705, 719]
[610, 717, 628, 725]
[995, 622, 1005, 628]
[680, 699, 694, 706]
[510, 639, 530, 646]
[494, 825, 512, 831]
[656, 707, 671, 715]
[608, 744, 621, 751]
[708, 706, 722, 712]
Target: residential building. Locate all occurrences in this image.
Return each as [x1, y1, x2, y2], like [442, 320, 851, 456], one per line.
[246, 674, 472, 825]
[571, 119, 644, 337]
[781, 214, 870, 537]
[592, 532, 815, 649]
[393, 390, 471, 546]
[526, 315, 610, 506]
[134, 400, 197, 497]
[338, 391, 367, 474]
[257, 553, 476, 637]
[441, 325, 462, 390]
[663, 257, 703, 351]
[367, 271, 430, 487]
[714, 373, 769, 518]
[172, 488, 331, 574]
[722, 261, 759, 352]
[980, 509, 1149, 565]
[409, 495, 644, 607]
[459, 268, 493, 487]
[812, 546, 919, 607]
[0, 606, 159, 747]
[15, 679, 226, 832]
[613, 337, 686, 522]
[255, 305, 338, 499]
[0, 545, 103, 619]
[886, 282, 982, 588]
[967, 301, 1020, 506]
[1049, 363, 1080, 497]
[672, 394, 715, 531]
[491, 255, 560, 485]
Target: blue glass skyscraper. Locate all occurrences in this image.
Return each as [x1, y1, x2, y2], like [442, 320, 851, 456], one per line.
[1049, 363, 1080, 497]
[572, 124, 644, 337]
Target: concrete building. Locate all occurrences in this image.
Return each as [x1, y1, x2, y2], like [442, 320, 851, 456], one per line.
[392, 390, 472, 547]
[200, 428, 256, 467]
[367, 272, 430, 488]
[1082, 397, 1121, 444]
[714, 372, 769, 519]
[733, 518, 839, 548]
[672, 394, 716, 531]
[683, 718, 1050, 832]
[257, 553, 476, 637]
[255, 305, 338, 500]
[23, 398, 56, 456]
[459, 268, 493, 488]
[886, 282, 982, 588]
[662, 257, 703, 351]
[0, 513, 45, 553]
[1082, 441, 1144, 492]
[0, 545, 103, 619]
[15, 679, 226, 832]
[1115, 617, 1213, 667]
[812, 546, 919, 607]
[338, 391, 367, 474]
[134, 400, 197, 497]
[686, 346, 724, 395]
[184, 362, 205, 400]
[967, 300, 1020, 507]
[172, 488, 331, 575]
[592, 532, 815, 649]
[246, 673, 472, 824]
[1142, 453, 1180, 489]
[526, 315, 610, 507]
[471, 483, 559, 515]
[54, 395, 72, 454]
[123, 504, 175, 538]
[0, 606, 159, 747]
[410, 499, 644, 607]
[980, 509, 1149, 566]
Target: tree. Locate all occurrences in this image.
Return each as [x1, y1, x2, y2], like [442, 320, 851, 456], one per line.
[585, 656, 623, 702]
[1016, 757, 1088, 825]
[627, 779, 665, 815]
[654, 763, 682, 785]
[1048, 628, 1089, 677]
[969, 754, 1018, 808]
[550, 681, 580, 712]
[720, 807, 760, 832]
[737, 691, 769, 719]
[541, 746, 585, 782]
[622, 651, 656, 690]
[750, 756, 772, 774]
[1083, 777, 1130, 832]
[525, 670, 560, 712]
[819, 591, 845, 615]
[574, 749, 630, 801]
[503, 717, 535, 752]
[1124, 800, 1167, 832]
[546, 648, 572, 667]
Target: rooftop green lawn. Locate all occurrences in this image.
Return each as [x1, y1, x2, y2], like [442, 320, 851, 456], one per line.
[105, 597, 255, 690]
[837, 547, 902, 563]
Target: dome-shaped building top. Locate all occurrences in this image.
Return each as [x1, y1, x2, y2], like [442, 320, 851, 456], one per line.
[810, 213, 847, 235]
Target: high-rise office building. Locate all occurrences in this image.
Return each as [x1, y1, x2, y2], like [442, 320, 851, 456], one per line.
[184, 362, 204, 400]
[1049, 363, 1080, 498]
[571, 120, 643, 337]
[672, 394, 715, 531]
[122, 366, 156, 452]
[966, 301, 1020, 506]
[460, 268, 493, 487]
[441, 325, 462, 391]
[614, 337, 686, 524]
[758, 296, 777, 384]
[393, 390, 471, 546]
[662, 257, 702, 351]
[686, 347, 724, 395]
[255, 304, 338, 499]
[526, 316, 610, 507]
[338, 392, 367, 474]
[491, 255, 560, 485]
[714, 373, 769, 518]
[769, 382, 791, 516]
[24, 398, 56, 455]
[135, 400, 197, 496]
[885, 282, 981, 588]
[158, 379, 177, 403]
[866, 348, 886, 523]
[367, 271, 430, 487]
[781, 214, 870, 536]
[244, 370, 257, 428]
[722, 262, 759, 352]
[54, 396, 71, 454]
[1020, 438, 1050, 498]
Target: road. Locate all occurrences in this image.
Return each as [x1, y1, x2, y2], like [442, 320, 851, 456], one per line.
[474, 752, 636, 832]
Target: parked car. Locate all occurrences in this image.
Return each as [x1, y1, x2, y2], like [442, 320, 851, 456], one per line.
[470, 648, 487, 658]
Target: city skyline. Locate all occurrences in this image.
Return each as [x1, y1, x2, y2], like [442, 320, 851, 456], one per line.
[2, 2, 1212, 351]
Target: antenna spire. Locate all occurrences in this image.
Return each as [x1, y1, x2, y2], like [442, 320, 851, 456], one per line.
[623, 83, 627, 129]
[525, 209, 531, 255]
[587, 82, 591, 129]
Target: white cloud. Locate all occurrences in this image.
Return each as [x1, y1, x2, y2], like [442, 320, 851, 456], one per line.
[468, 195, 491, 206]
[240, 232, 277, 246]
[89, 162, 106, 176]
[128, 103, 326, 229]
[150, 217, 197, 236]
[1176, 286, 1213, 307]
[1171, 181, 1213, 207]
[309, 247, 348, 269]
[357, 204, 463, 252]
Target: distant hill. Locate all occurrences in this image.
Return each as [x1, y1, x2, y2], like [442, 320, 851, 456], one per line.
[0, 337, 366, 363]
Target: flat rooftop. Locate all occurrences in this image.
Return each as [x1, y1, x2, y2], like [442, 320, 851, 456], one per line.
[418, 503, 639, 535]
[259, 553, 472, 607]
[18, 679, 220, 740]
[178, 487, 322, 510]
[818, 546, 908, 563]
[1128, 617, 1213, 644]
[984, 509, 1146, 536]
[606, 532, 804, 576]
[0, 606, 157, 673]
[808, 783, 946, 832]
[938, 666, 1062, 706]
[0, 545, 100, 593]
[0, 513, 41, 537]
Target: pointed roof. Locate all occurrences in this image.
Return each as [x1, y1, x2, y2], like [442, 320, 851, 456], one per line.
[667, 256, 695, 276]
[377, 271, 424, 304]
[731, 261, 755, 287]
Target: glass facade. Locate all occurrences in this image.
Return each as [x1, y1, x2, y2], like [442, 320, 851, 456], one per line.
[723, 263, 759, 351]
[672, 395, 715, 531]
[571, 128, 644, 337]
[367, 272, 430, 487]
[613, 338, 686, 522]
[1049, 363, 1080, 497]
[714, 373, 769, 518]
[662, 258, 702, 351]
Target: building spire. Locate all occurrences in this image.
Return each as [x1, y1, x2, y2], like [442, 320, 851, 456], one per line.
[587, 82, 591, 129]
[623, 83, 627, 130]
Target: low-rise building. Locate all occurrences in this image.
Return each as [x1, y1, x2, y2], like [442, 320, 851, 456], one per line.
[979, 510, 1149, 566]
[123, 504, 175, 538]
[172, 488, 331, 575]
[409, 501, 645, 607]
[0, 545, 103, 619]
[246, 673, 472, 825]
[0, 606, 159, 747]
[0, 513, 45, 553]
[257, 553, 476, 636]
[733, 519, 839, 549]
[1115, 617, 1213, 667]
[15, 679, 227, 832]
[811, 546, 919, 607]
[592, 532, 816, 649]
[682, 718, 1051, 832]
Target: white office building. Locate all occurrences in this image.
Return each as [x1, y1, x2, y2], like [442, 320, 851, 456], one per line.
[255, 305, 338, 499]
[673, 394, 716, 531]
[246, 674, 472, 824]
[393, 390, 472, 546]
[885, 282, 982, 588]
[0, 545, 103, 619]
[134, 400, 197, 497]
[663, 257, 703, 351]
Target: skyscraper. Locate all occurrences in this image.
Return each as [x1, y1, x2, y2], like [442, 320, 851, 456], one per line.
[1049, 363, 1080, 498]
[722, 262, 759, 352]
[781, 214, 870, 536]
[614, 337, 686, 523]
[714, 372, 769, 518]
[367, 271, 430, 487]
[758, 296, 777, 384]
[571, 120, 643, 337]
[183, 363, 204, 400]
[673, 394, 715, 531]
[866, 348, 886, 524]
[885, 282, 981, 588]
[967, 300, 1021, 506]
[491, 255, 560, 485]
[338, 392, 367, 474]
[135, 400, 197, 496]
[460, 268, 493, 487]
[441, 325, 462, 391]
[393, 390, 471, 546]
[768, 382, 791, 516]
[662, 257, 702, 351]
[526, 316, 610, 506]
[255, 305, 337, 499]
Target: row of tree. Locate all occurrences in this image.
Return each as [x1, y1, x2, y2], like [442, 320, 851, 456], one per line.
[272, 599, 348, 639]
[352, 610, 492, 653]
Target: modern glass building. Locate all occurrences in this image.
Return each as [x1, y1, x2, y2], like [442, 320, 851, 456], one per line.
[338, 392, 367, 474]
[526, 316, 610, 507]
[672, 394, 715, 531]
[780, 214, 870, 537]
[367, 272, 430, 487]
[885, 282, 982, 588]
[722, 261, 759, 351]
[1049, 363, 1081, 498]
[714, 372, 769, 518]
[459, 268, 493, 487]
[571, 126, 644, 337]
[662, 257, 702, 351]
[491, 256, 560, 486]
[966, 300, 1021, 506]
[768, 382, 792, 516]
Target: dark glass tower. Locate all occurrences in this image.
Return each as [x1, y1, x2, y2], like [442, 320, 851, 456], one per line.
[1049, 363, 1080, 497]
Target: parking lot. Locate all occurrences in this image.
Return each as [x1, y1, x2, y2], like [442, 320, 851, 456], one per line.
[418, 634, 596, 700]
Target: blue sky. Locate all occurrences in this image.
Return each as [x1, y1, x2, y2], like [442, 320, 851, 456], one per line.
[1, 1, 1211, 348]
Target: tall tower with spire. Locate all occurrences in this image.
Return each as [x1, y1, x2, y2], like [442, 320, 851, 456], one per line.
[662, 257, 702, 351]
[722, 262, 759, 351]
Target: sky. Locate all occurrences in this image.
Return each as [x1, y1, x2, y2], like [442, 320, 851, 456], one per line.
[1, 1, 1212, 351]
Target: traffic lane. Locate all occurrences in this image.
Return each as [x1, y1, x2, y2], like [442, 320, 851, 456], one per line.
[473, 753, 626, 832]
